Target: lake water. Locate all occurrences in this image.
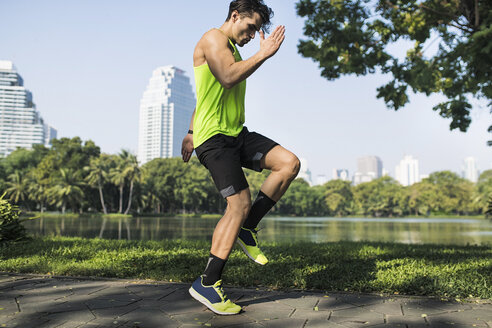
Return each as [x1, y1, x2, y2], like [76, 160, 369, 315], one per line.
[21, 216, 492, 246]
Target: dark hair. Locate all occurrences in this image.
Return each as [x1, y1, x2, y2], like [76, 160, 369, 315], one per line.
[226, 0, 274, 33]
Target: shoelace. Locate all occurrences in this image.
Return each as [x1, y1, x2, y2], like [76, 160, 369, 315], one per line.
[215, 281, 229, 301]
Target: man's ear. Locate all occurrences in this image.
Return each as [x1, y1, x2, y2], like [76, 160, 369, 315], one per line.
[231, 10, 240, 23]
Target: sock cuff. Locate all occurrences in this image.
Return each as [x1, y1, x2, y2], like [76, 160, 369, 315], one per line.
[257, 190, 276, 205]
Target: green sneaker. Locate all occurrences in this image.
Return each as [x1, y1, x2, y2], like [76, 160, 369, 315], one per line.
[237, 227, 268, 265]
[189, 276, 242, 315]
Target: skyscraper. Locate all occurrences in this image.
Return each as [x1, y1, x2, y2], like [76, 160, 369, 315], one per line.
[298, 158, 313, 185]
[332, 168, 350, 181]
[137, 66, 195, 164]
[0, 60, 56, 157]
[462, 157, 479, 183]
[353, 156, 383, 184]
[395, 155, 420, 186]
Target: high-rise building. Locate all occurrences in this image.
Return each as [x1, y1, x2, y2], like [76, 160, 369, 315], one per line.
[298, 158, 313, 185]
[462, 157, 479, 183]
[137, 66, 195, 164]
[395, 155, 420, 186]
[316, 174, 328, 186]
[332, 168, 350, 181]
[353, 156, 383, 184]
[0, 60, 56, 157]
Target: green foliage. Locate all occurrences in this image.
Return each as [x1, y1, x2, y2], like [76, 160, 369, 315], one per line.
[1, 236, 490, 299]
[296, 0, 492, 142]
[0, 193, 33, 243]
[0, 136, 484, 217]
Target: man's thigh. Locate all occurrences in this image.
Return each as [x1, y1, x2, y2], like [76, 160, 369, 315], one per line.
[240, 129, 279, 172]
[260, 145, 298, 172]
[195, 134, 249, 198]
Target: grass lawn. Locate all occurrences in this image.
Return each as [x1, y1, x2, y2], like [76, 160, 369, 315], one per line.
[1, 237, 490, 300]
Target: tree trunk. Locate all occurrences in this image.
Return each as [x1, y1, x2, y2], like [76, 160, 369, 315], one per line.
[98, 182, 108, 214]
[119, 184, 124, 213]
[62, 202, 66, 214]
[124, 180, 134, 215]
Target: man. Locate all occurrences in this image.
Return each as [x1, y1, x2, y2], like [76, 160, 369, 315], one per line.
[181, 0, 300, 315]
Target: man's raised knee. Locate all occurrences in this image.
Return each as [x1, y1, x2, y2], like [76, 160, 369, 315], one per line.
[285, 155, 301, 180]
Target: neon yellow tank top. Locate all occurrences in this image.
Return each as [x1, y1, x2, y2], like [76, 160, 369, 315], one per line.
[193, 35, 246, 148]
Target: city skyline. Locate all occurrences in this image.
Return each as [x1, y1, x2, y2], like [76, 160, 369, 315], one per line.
[1, 0, 490, 179]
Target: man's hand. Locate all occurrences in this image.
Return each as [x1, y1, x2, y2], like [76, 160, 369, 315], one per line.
[181, 134, 194, 162]
[259, 25, 285, 59]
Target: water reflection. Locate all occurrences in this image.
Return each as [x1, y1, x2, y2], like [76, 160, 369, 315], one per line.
[22, 216, 492, 246]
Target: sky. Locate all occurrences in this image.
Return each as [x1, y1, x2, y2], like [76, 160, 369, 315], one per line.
[1, 0, 491, 180]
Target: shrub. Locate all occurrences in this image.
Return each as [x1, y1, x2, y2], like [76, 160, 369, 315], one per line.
[0, 193, 35, 243]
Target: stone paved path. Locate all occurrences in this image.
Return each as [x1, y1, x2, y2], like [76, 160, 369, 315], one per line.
[0, 273, 490, 328]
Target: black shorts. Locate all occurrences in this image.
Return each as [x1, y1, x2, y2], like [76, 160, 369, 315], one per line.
[195, 126, 279, 198]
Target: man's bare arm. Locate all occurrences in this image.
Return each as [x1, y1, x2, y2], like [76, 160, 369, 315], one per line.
[181, 108, 195, 162]
[204, 26, 285, 89]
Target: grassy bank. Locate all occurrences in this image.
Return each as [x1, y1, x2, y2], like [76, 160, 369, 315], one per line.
[1, 237, 490, 300]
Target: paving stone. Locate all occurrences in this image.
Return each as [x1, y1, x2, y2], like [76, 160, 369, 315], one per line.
[3, 316, 51, 328]
[386, 314, 429, 327]
[160, 299, 207, 315]
[362, 301, 403, 316]
[79, 317, 129, 327]
[401, 301, 449, 317]
[16, 298, 70, 314]
[275, 295, 320, 310]
[131, 299, 163, 309]
[317, 297, 357, 311]
[224, 324, 264, 328]
[290, 308, 330, 321]
[260, 318, 307, 328]
[207, 313, 257, 327]
[426, 312, 488, 327]
[125, 285, 174, 301]
[116, 308, 180, 327]
[330, 307, 385, 327]
[304, 318, 346, 328]
[92, 303, 140, 318]
[85, 298, 137, 310]
[159, 287, 190, 302]
[0, 299, 19, 316]
[242, 302, 294, 321]
[335, 294, 385, 307]
[465, 308, 492, 322]
[41, 308, 96, 323]
[171, 312, 214, 325]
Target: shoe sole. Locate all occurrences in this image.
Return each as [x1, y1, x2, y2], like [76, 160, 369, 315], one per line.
[236, 239, 268, 265]
[189, 287, 240, 315]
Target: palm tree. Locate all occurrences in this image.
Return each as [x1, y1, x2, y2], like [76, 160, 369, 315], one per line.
[109, 156, 126, 214]
[47, 168, 85, 214]
[122, 153, 142, 215]
[26, 172, 48, 213]
[486, 194, 492, 219]
[85, 156, 109, 214]
[5, 171, 29, 207]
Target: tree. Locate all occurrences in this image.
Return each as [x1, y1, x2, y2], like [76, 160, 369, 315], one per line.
[475, 170, 492, 214]
[353, 176, 405, 217]
[85, 155, 111, 214]
[322, 179, 354, 216]
[5, 171, 29, 207]
[296, 0, 492, 142]
[47, 168, 85, 214]
[121, 152, 142, 215]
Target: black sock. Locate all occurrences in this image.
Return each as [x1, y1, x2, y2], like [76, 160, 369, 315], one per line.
[202, 253, 227, 285]
[242, 190, 276, 230]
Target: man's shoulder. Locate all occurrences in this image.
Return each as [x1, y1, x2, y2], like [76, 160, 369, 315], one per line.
[200, 28, 228, 46]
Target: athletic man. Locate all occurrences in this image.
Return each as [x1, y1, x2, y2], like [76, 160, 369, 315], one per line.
[181, 0, 300, 315]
